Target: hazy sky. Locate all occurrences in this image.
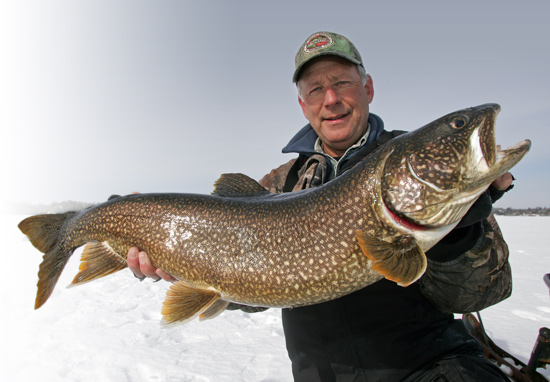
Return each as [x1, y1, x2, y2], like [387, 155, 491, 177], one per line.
[1, 0, 549, 209]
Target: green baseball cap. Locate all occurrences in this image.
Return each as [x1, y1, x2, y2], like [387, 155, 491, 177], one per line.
[293, 31, 364, 83]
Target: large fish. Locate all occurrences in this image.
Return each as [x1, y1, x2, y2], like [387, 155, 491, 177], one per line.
[19, 103, 530, 326]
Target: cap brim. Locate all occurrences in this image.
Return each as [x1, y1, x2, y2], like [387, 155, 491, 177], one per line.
[293, 51, 362, 83]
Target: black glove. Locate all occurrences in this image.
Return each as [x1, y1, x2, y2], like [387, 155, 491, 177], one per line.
[455, 189, 492, 229]
[226, 302, 269, 313]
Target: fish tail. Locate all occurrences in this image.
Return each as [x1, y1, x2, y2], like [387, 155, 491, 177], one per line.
[18, 212, 77, 309]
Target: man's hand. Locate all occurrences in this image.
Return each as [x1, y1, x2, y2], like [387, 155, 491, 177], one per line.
[491, 172, 514, 191]
[127, 247, 177, 282]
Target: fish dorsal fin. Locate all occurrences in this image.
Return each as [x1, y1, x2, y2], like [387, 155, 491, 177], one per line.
[161, 281, 222, 326]
[70, 241, 128, 286]
[355, 231, 427, 287]
[212, 173, 271, 197]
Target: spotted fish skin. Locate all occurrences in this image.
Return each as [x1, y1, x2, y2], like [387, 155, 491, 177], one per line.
[18, 104, 530, 325]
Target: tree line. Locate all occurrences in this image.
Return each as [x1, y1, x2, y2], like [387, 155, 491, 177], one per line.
[493, 207, 550, 216]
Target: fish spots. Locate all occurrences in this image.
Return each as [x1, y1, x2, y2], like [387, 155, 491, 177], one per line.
[58, 173, 379, 308]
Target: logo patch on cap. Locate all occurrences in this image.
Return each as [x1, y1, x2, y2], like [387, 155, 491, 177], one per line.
[304, 33, 334, 53]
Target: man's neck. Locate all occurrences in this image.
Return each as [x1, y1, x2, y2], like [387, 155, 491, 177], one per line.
[314, 124, 371, 159]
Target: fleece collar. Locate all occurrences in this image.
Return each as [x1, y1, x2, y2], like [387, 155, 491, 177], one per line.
[282, 113, 385, 157]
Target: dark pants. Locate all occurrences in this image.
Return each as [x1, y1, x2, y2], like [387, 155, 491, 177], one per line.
[403, 354, 510, 382]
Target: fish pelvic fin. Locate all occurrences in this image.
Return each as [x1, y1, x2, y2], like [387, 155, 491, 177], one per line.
[199, 299, 230, 321]
[18, 212, 78, 309]
[161, 281, 222, 327]
[69, 242, 128, 287]
[355, 231, 427, 287]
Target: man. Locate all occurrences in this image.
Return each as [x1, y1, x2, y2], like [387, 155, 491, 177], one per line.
[129, 32, 514, 381]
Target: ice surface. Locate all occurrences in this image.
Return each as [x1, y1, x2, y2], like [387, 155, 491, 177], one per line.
[1, 213, 548, 381]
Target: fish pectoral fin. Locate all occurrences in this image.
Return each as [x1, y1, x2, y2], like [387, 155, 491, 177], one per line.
[161, 281, 222, 326]
[355, 231, 427, 287]
[199, 299, 230, 321]
[212, 173, 271, 197]
[69, 242, 128, 287]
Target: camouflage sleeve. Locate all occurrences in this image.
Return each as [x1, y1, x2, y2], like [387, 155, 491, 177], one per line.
[419, 214, 512, 313]
[258, 158, 297, 193]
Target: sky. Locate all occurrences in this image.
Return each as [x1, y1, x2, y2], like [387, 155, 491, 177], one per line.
[1, 0, 549, 210]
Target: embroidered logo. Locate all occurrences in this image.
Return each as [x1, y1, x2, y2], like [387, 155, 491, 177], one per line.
[304, 33, 334, 53]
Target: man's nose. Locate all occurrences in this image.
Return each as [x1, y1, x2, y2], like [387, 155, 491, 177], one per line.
[323, 88, 340, 106]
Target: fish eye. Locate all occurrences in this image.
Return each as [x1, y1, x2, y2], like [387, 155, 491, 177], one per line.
[450, 115, 468, 129]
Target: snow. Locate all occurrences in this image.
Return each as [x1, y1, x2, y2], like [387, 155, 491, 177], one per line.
[1, 212, 549, 381]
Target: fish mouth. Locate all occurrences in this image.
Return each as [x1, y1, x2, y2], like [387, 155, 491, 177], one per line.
[408, 138, 531, 228]
[383, 201, 428, 231]
[472, 131, 531, 192]
[471, 104, 530, 186]
[478, 104, 500, 167]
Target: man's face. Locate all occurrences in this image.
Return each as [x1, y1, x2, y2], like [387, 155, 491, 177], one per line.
[297, 56, 374, 158]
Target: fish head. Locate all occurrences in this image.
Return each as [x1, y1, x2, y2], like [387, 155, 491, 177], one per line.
[380, 103, 531, 229]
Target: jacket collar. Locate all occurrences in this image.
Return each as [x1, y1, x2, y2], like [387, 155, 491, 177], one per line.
[282, 113, 385, 157]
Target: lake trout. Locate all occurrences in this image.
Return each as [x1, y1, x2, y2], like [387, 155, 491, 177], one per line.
[19, 103, 530, 326]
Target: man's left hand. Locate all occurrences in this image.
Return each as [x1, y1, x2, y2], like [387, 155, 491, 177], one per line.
[491, 172, 514, 191]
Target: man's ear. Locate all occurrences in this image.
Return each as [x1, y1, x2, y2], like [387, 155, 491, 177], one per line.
[298, 96, 308, 119]
[365, 74, 374, 104]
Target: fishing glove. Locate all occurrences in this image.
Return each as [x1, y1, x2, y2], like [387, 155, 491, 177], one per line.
[225, 303, 269, 313]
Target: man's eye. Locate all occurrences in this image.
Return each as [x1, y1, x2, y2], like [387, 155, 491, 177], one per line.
[309, 87, 322, 95]
[336, 81, 350, 87]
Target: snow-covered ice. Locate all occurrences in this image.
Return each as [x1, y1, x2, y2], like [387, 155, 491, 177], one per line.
[1, 212, 548, 381]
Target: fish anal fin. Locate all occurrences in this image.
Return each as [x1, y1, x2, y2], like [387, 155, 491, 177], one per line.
[70, 242, 128, 286]
[355, 231, 427, 287]
[199, 299, 229, 321]
[212, 173, 271, 197]
[161, 281, 221, 326]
